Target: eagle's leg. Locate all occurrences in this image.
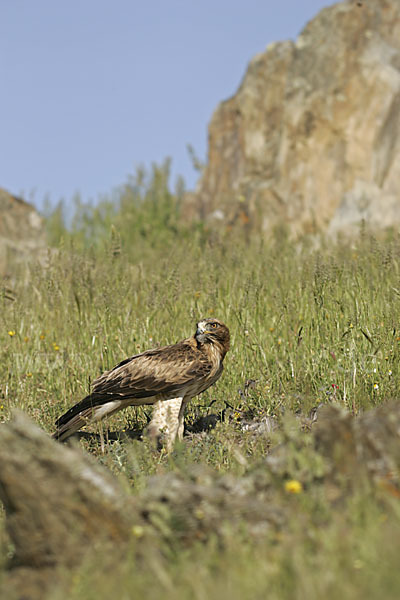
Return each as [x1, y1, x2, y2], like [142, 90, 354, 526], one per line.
[99, 422, 106, 454]
[148, 397, 183, 451]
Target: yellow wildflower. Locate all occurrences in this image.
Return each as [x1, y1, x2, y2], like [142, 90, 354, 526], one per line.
[284, 479, 303, 494]
[8, 331, 16, 337]
[131, 525, 144, 538]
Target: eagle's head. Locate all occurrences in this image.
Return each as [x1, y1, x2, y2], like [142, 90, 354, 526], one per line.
[195, 318, 230, 357]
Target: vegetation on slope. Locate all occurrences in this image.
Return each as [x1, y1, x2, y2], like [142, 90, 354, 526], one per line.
[1, 163, 400, 599]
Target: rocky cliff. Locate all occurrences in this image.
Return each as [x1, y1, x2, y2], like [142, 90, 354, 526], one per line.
[191, 0, 400, 236]
[0, 188, 46, 275]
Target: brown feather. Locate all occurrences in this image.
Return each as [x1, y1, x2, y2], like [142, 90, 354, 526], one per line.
[53, 318, 230, 445]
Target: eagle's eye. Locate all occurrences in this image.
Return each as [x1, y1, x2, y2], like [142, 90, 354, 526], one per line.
[210, 322, 218, 329]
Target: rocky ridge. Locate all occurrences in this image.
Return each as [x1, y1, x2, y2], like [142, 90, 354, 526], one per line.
[191, 0, 400, 236]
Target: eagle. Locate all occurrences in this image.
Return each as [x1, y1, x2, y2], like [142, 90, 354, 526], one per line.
[53, 318, 230, 450]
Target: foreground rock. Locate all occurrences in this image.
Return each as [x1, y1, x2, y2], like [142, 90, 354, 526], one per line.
[190, 0, 400, 236]
[0, 412, 135, 598]
[1, 402, 400, 597]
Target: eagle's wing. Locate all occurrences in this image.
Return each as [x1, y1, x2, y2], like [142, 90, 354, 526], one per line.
[54, 341, 211, 432]
[91, 341, 211, 400]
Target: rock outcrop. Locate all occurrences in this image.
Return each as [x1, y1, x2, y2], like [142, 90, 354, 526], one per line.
[2, 403, 400, 597]
[0, 188, 46, 275]
[192, 0, 400, 236]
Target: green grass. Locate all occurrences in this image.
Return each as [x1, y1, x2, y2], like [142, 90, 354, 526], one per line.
[2, 178, 400, 598]
[65, 496, 400, 600]
[3, 231, 400, 436]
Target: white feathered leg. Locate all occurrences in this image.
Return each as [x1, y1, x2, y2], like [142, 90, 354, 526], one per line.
[148, 397, 184, 451]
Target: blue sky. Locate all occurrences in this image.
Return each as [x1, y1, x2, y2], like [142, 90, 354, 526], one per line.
[1, 0, 333, 211]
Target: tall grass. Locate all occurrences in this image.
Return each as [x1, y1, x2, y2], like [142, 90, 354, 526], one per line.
[3, 227, 400, 436]
[2, 165, 400, 598]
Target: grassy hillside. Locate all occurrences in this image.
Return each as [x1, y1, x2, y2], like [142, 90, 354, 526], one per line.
[1, 169, 400, 598]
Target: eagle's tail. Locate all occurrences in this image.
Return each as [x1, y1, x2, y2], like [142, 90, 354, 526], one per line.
[52, 397, 95, 442]
[53, 396, 126, 442]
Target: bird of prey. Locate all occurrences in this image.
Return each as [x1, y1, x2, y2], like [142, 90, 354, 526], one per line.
[53, 318, 230, 450]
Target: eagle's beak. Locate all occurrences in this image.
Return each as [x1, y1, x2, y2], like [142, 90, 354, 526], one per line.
[196, 323, 208, 337]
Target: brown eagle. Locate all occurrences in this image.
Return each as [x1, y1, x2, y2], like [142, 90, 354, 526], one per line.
[53, 318, 230, 449]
